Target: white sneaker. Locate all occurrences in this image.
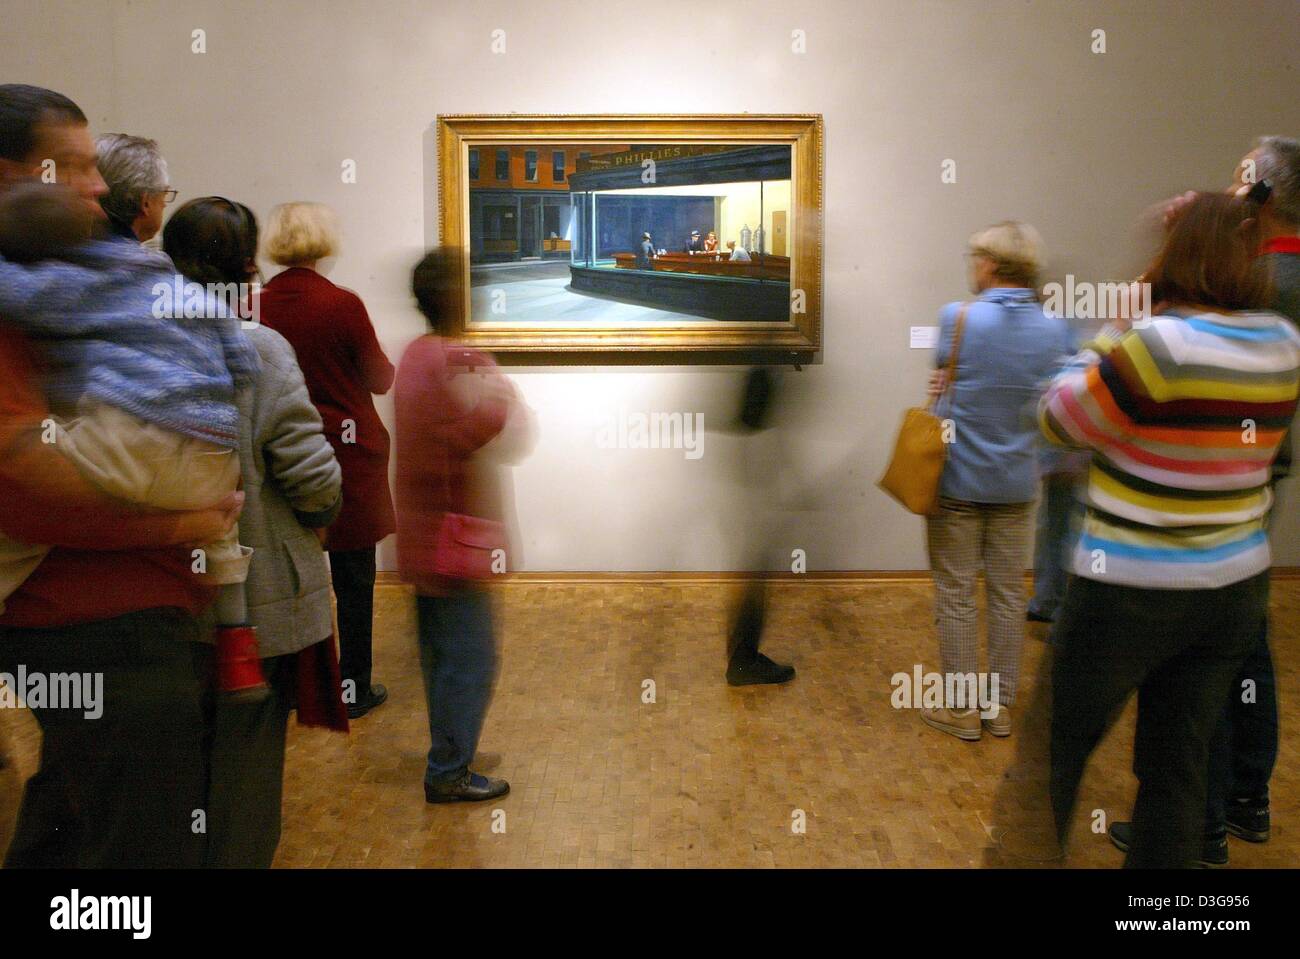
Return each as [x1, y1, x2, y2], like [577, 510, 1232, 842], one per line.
[981, 703, 1011, 737]
[921, 706, 982, 741]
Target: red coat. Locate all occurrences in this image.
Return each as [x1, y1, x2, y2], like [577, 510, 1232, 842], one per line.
[394, 336, 508, 595]
[258, 268, 395, 551]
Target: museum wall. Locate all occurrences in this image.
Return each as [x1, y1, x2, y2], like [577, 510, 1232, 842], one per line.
[5, 0, 1299, 570]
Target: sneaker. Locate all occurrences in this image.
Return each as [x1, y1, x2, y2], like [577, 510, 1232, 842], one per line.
[920, 706, 981, 741]
[981, 703, 1011, 737]
[424, 771, 510, 804]
[1225, 799, 1270, 843]
[1108, 821, 1228, 868]
[346, 683, 388, 720]
[726, 653, 795, 687]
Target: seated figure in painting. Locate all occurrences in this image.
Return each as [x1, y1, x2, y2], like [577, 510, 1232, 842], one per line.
[703, 231, 719, 253]
[727, 240, 751, 262]
[685, 229, 703, 254]
[637, 232, 655, 269]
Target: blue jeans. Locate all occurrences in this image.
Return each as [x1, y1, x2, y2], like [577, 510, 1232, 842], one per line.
[1028, 474, 1084, 622]
[415, 591, 498, 785]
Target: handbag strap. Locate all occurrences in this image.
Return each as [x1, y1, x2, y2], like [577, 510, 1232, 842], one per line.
[927, 301, 970, 411]
[441, 340, 466, 513]
[441, 346, 497, 516]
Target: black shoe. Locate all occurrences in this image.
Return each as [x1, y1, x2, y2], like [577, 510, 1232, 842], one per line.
[424, 771, 510, 804]
[1108, 821, 1228, 868]
[726, 653, 795, 687]
[346, 683, 388, 720]
[1226, 799, 1270, 843]
[1026, 610, 1054, 624]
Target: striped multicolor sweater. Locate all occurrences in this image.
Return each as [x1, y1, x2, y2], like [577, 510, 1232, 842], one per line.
[1039, 310, 1300, 589]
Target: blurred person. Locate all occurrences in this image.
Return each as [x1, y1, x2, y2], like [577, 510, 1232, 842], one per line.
[1109, 136, 1300, 865]
[1042, 192, 1300, 868]
[685, 229, 703, 253]
[164, 197, 347, 866]
[95, 133, 175, 243]
[922, 222, 1073, 741]
[0, 85, 106, 222]
[725, 366, 796, 686]
[703, 230, 719, 253]
[0, 83, 238, 868]
[258, 202, 396, 720]
[727, 240, 750, 263]
[396, 247, 518, 803]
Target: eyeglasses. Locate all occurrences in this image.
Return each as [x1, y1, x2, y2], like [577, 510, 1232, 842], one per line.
[156, 189, 178, 204]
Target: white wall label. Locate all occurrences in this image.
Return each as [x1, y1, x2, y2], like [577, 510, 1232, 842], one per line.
[910, 326, 939, 349]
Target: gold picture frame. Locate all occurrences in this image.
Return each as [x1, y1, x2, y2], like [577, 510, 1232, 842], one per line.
[436, 114, 823, 357]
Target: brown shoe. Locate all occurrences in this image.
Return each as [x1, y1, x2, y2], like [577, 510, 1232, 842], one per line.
[921, 706, 981, 741]
[982, 703, 1011, 737]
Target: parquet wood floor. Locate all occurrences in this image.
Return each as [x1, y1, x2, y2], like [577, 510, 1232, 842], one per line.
[2, 578, 1296, 868]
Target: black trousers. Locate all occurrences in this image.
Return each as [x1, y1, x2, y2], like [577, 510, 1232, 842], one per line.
[1049, 571, 1267, 868]
[0, 608, 209, 868]
[330, 547, 377, 695]
[1205, 621, 1278, 829]
[727, 579, 768, 665]
[199, 650, 292, 868]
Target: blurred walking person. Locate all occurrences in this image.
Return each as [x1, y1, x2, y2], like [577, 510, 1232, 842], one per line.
[396, 248, 523, 803]
[725, 366, 797, 686]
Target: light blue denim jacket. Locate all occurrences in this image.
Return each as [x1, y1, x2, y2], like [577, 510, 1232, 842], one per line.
[934, 287, 1074, 503]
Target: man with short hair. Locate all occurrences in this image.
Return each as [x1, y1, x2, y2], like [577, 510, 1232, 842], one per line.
[0, 84, 235, 868]
[94, 132, 175, 243]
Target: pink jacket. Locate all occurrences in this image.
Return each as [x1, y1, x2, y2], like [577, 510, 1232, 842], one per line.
[394, 335, 509, 595]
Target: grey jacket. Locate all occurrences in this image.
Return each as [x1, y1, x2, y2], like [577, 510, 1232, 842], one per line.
[198, 325, 342, 657]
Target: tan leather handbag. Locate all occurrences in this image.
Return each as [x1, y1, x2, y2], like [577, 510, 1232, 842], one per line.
[877, 303, 969, 515]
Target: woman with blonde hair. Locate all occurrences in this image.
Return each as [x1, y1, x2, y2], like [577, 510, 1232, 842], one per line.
[258, 202, 396, 721]
[921, 221, 1073, 742]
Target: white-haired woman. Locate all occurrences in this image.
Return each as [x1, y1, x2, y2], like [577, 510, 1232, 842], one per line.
[258, 202, 396, 721]
[921, 222, 1073, 742]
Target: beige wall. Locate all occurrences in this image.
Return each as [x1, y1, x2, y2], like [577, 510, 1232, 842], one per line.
[4, 0, 1299, 570]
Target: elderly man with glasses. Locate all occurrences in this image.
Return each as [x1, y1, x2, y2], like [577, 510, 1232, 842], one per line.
[95, 132, 176, 243]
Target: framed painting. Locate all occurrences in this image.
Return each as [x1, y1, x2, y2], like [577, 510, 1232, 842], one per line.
[436, 114, 823, 357]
